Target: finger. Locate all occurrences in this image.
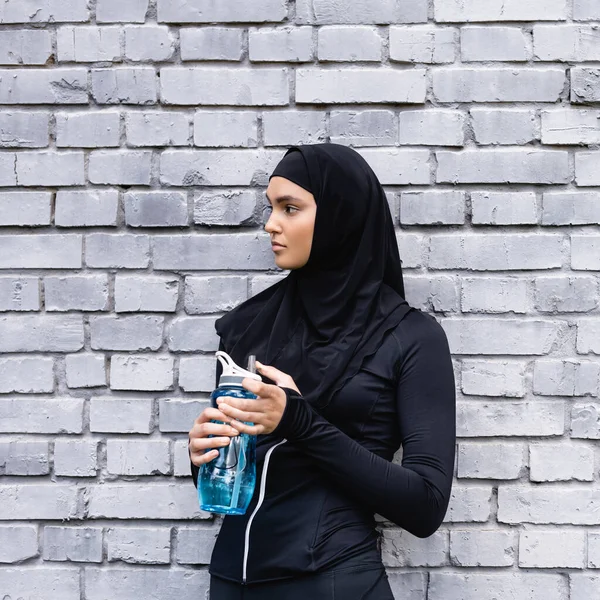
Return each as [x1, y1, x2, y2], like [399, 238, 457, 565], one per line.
[217, 402, 263, 425]
[189, 436, 233, 453]
[194, 407, 233, 426]
[228, 420, 263, 436]
[191, 449, 220, 466]
[242, 378, 281, 399]
[190, 421, 240, 439]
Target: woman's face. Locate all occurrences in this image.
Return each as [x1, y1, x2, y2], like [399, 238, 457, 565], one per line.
[264, 176, 317, 270]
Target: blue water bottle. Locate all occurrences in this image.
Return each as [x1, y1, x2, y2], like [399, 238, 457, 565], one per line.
[198, 351, 261, 515]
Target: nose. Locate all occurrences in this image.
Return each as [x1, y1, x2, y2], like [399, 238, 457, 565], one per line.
[264, 210, 281, 234]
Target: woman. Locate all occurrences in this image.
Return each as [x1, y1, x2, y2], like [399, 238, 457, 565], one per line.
[188, 144, 456, 599]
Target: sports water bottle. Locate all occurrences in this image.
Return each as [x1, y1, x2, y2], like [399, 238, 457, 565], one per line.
[198, 351, 261, 515]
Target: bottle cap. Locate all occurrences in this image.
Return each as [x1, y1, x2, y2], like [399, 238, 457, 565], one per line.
[216, 351, 262, 387]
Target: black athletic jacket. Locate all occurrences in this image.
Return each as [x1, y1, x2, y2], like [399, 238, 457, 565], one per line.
[190, 307, 456, 584]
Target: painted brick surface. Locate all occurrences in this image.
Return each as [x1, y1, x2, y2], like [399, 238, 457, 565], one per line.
[0, 3, 597, 599]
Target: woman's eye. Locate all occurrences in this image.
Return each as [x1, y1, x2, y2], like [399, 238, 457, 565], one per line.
[284, 205, 298, 214]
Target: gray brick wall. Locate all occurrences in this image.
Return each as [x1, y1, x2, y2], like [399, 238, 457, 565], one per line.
[0, 1, 598, 599]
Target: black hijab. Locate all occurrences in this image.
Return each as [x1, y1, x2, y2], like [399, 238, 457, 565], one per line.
[215, 143, 411, 410]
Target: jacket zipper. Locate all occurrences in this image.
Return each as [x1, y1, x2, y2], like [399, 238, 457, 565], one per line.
[242, 438, 287, 584]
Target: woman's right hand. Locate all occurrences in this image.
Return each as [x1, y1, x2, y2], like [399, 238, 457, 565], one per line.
[189, 407, 240, 467]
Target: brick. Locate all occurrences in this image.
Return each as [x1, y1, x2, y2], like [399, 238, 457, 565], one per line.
[0, 526, 38, 562]
[457, 443, 525, 479]
[382, 530, 448, 567]
[400, 191, 464, 225]
[249, 27, 313, 62]
[184, 276, 247, 314]
[179, 356, 216, 392]
[0, 568, 79, 600]
[576, 153, 600, 187]
[180, 28, 243, 61]
[158, 0, 286, 22]
[542, 109, 600, 145]
[0, 0, 89, 23]
[97, 0, 148, 23]
[462, 26, 529, 61]
[44, 527, 102, 562]
[107, 527, 171, 564]
[194, 111, 258, 147]
[159, 399, 207, 433]
[57, 26, 121, 62]
[435, 0, 567, 21]
[519, 530, 585, 568]
[173, 440, 192, 476]
[461, 277, 529, 313]
[0, 398, 83, 434]
[168, 316, 219, 352]
[110, 354, 174, 391]
[0, 356, 53, 393]
[250, 275, 287, 297]
[330, 110, 395, 146]
[535, 25, 600, 61]
[471, 191, 538, 225]
[589, 533, 600, 568]
[176, 527, 219, 564]
[461, 360, 526, 397]
[0, 235, 82, 270]
[399, 110, 464, 146]
[90, 397, 153, 433]
[45, 275, 109, 312]
[499, 485, 600, 524]
[263, 111, 327, 146]
[92, 68, 157, 104]
[88, 483, 206, 519]
[457, 401, 565, 437]
[124, 191, 187, 227]
[86, 233, 150, 269]
[390, 26, 456, 63]
[0, 315, 83, 352]
[318, 26, 381, 61]
[161, 67, 288, 106]
[127, 112, 189, 147]
[296, 0, 427, 24]
[107, 440, 170, 475]
[535, 275, 598, 313]
[430, 234, 563, 271]
[359, 149, 431, 184]
[17, 151, 85, 186]
[194, 190, 257, 226]
[534, 359, 599, 396]
[0, 152, 16, 185]
[0, 484, 80, 520]
[152, 233, 274, 270]
[543, 192, 600, 225]
[115, 274, 179, 313]
[470, 109, 538, 145]
[0, 191, 45, 224]
[571, 576, 600, 600]
[125, 26, 174, 61]
[444, 485, 492, 523]
[450, 530, 515, 567]
[55, 190, 119, 227]
[571, 68, 600, 103]
[65, 354, 106, 388]
[89, 150, 152, 185]
[429, 573, 566, 600]
[3, 441, 49, 475]
[397, 232, 424, 268]
[572, 235, 600, 270]
[54, 440, 98, 477]
[56, 111, 120, 148]
[0, 68, 87, 104]
[574, 0, 600, 19]
[571, 404, 600, 439]
[0, 112, 49, 147]
[577, 318, 600, 354]
[433, 68, 565, 102]
[90, 315, 164, 351]
[0, 276, 39, 311]
[402, 275, 460, 313]
[436, 149, 569, 184]
[297, 68, 426, 104]
[530, 443, 594, 482]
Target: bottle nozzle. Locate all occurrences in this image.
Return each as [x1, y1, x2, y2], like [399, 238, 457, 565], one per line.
[247, 355, 256, 374]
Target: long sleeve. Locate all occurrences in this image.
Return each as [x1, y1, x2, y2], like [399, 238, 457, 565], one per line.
[272, 316, 456, 538]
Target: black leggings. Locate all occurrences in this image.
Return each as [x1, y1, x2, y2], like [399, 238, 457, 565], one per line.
[210, 567, 395, 600]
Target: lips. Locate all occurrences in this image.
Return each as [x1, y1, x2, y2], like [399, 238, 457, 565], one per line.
[271, 241, 285, 249]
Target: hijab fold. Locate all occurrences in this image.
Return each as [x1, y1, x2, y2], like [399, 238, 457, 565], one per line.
[215, 144, 411, 410]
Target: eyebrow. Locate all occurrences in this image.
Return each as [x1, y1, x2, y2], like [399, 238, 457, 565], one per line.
[265, 194, 302, 205]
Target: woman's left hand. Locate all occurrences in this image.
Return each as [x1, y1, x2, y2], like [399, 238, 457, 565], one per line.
[216, 361, 301, 436]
